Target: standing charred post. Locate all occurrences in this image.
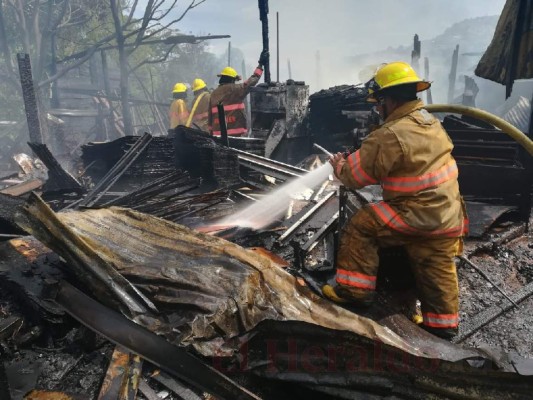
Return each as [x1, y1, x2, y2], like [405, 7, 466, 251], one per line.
[447, 44, 459, 104]
[17, 53, 43, 145]
[258, 0, 271, 84]
[411, 34, 421, 73]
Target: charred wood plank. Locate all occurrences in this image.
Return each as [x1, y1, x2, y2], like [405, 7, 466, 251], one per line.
[138, 379, 159, 400]
[103, 170, 199, 207]
[24, 390, 90, 399]
[77, 133, 153, 207]
[27, 143, 81, 191]
[151, 371, 202, 400]
[0, 179, 43, 197]
[97, 346, 142, 400]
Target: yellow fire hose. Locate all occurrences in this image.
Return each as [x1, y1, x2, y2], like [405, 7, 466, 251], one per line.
[424, 104, 533, 157]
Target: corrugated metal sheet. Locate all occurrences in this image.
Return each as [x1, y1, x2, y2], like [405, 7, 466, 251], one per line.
[497, 95, 532, 132]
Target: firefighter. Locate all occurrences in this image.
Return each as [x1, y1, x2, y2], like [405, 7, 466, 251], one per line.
[323, 61, 468, 340]
[169, 83, 189, 129]
[186, 78, 210, 131]
[208, 50, 269, 137]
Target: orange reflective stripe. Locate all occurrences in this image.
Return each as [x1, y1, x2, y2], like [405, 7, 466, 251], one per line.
[212, 127, 247, 136]
[423, 312, 459, 328]
[336, 268, 376, 290]
[347, 150, 378, 186]
[211, 103, 246, 114]
[463, 218, 470, 235]
[370, 201, 466, 237]
[382, 160, 458, 192]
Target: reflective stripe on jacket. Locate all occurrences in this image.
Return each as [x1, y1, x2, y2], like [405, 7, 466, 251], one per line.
[335, 99, 466, 237]
[169, 99, 189, 129]
[186, 91, 210, 131]
[208, 67, 262, 136]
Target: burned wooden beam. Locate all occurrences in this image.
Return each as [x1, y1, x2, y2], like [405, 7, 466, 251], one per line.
[447, 44, 459, 103]
[27, 143, 82, 191]
[103, 170, 200, 208]
[16, 53, 43, 146]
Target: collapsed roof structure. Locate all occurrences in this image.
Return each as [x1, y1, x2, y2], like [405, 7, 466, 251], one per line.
[0, 0, 533, 399]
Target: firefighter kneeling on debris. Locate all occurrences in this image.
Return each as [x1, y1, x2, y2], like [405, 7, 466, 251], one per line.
[323, 61, 468, 340]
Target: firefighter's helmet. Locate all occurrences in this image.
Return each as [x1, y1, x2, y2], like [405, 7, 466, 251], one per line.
[366, 62, 430, 101]
[217, 66, 241, 80]
[192, 78, 207, 92]
[172, 83, 187, 93]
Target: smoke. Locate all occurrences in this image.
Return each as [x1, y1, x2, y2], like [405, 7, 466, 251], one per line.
[176, 0, 508, 107]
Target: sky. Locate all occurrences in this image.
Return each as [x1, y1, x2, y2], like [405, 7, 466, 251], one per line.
[168, 0, 507, 92]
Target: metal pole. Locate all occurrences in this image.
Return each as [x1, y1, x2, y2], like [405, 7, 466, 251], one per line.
[228, 41, 231, 67]
[276, 12, 279, 82]
[17, 53, 43, 145]
[287, 59, 292, 79]
[217, 102, 229, 147]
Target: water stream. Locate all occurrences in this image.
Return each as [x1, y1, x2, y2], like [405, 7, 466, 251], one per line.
[218, 163, 333, 230]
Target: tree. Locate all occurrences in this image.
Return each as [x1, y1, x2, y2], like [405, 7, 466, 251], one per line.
[108, 0, 206, 134]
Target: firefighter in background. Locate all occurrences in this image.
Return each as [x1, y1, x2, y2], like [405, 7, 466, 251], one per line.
[169, 83, 189, 129]
[323, 61, 468, 340]
[208, 50, 269, 137]
[186, 78, 210, 131]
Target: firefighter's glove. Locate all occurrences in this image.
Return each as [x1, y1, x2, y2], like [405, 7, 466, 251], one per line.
[258, 50, 269, 66]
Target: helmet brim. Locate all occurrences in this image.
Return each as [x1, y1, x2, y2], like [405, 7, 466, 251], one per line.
[217, 74, 241, 81]
[366, 80, 431, 103]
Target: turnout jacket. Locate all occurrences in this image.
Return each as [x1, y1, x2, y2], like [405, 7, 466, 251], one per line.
[169, 99, 189, 129]
[186, 91, 210, 131]
[335, 99, 467, 237]
[208, 67, 263, 136]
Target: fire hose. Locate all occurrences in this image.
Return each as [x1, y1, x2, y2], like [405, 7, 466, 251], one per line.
[424, 104, 533, 157]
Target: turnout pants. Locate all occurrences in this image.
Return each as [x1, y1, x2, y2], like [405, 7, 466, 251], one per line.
[336, 206, 462, 330]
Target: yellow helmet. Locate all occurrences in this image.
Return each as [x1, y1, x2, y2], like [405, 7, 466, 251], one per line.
[192, 78, 207, 92]
[172, 83, 187, 93]
[366, 61, 430, 101]
[217, 66, 241, 80]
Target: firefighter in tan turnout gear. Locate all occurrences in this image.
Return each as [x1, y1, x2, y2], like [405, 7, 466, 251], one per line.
[208, 50, 269, 136]
[323, 61, 468, 340]
[186, 78, 210, 131]
[169, 82, 189, 129]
